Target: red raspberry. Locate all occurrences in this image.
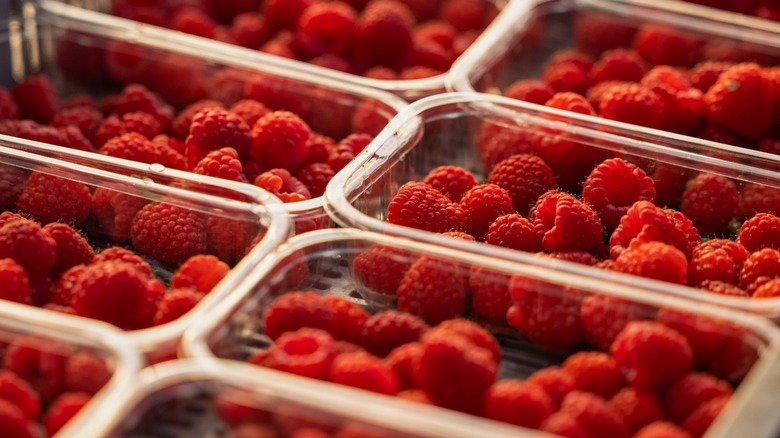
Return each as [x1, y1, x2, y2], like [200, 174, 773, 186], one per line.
[562, 351, 625, 398]
[0, 87, 18, 120]
[296, 2, 357, 58]
[230, 13, 269, 49]
[414, 330, 496, 414]
[503, 79, 555, 105]
[610, 321, 693, 390]
[544, 91, 595, 114]
[559, 391, 631, 438]
[319, 295, 369, 344]
[186, 107, 252, 169]
[663, 372, 732, 421]
[153, 288, 204, 325]
[4, 337, 70, 402]
[170, 100, 224, 140]
[0, 218, 57, 277]
[354, 1, 414, 67]
[704, 63, 773, 139]
[0, 259, 32, 305]
[483, 379, 554, 428]
[751, 278, 780, 297]
[94, 111, 164, 147]
[104, 40, 156, 85]
[267, 328, 338, 380]
[591, 49, 648, 84]
[58, 125, 95, 152]
[112, 84, 174, 129]
[478, 127, 539, 171]
[0, 164, 26, 211]
[689, 61, 733, 92]
[226, 99, 269, 130]
[263, 0, 314, 32]
[51, 105, 103, 143]
[352, 245, 410, 296]
[535, 132, 617, 194]
[615, 241, 689, 285]
[488, 154, 557, 216]
[170, 254, 230, 294]
[609, 388, 664, 433]
[43, 392, 91, 436]
[738, 212, 780, 252]
[387, 181, 465, 233]
[328, 351, 398, 395]
[690, 239, 748, 285]
[484, 214, 539, 253]
[359, 310, 427, 357]
[527, 367, 576, 408]
[93, 247, 152, 279]
[17, 172, 91, 226]
[0, 120, 67, 149]
[254, 168, 312, 203]
[169, 7, 216, 38]
[530, 190, 604, 254]
[11, 74, 59, 124]
[295, 163, 335, 198]
[656, 307, 731, 368]
[90, 189, 142, 243]
[0, 369, 40, 419]
[609, 201, 701, 261]
[634, 421, 692, 438]
[599, 83, 666, 130]
[99, 132, 179, 168]
[581, 157, 656, 231]
[250, 111, 311, 170]
[0, 398, 37, 438]
[542, 62, 590, 95]
[508, 285, 584, 352]
[64, 353, 111, 396]
[50, 266, 86, 306]
[633, 24, 702, 67]
[192, 147, 245, 182]
[680, 173, 741, 236]
[422, 166, 477, 203]
[259, 32, 297, 58]
[43, 223, 94, 278]
[264, 291, 331, 340]
[681, 395, 729, 438]
[434, 319, 500, 364]
[700, 280, 748, 297]
[540, 411, 590, 437]
[458, 184, 514, 241]
[397, 256, 469, 325]
[325, 133, 369, 172]
[574, 12, 637, 57]
[70, 261, 162, 329]
[130, 201, 207, 264]
[385, 342, 422, 390]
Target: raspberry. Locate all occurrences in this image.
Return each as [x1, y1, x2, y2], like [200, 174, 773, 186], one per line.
[0, 398, 37, 438]
[0, 370, 40, 419]
[0, 120, 68, 149]
[397, 256, 469, 325]
[609, 388, 664, 433]
[562, 351, 625, 398]
[414, 330, 496, 414]
[17, 172, 91, 226]
[738, 212, 780, 252]
[0, 259, 32, 305]
[484, 214, 540, 253]
[483, 379, 554, 428]
[529, 190, 604, 254]
[387, 181, 465, 233]
[689, 61, 733, 92]
[58, 125, 95, 152]
[263, 0, 314, 32]
[633, 24, 702, 67]
[327, 351, 398, 395]
[681, 395, 729, 438]
[559, 391, 631, 438]
[296, 2, 357, 58]
[634, 422, 692, 438]
[599, 83, 666, 129]
[704, 63, 773, 139]
[458, 184, 514, 241]
[250, 111, 311, 169]
[542, 60, 591, 95]
[92, 247, 152, 278]
[112, 84, 174, 129]
[267, 328, 338, 380]
[43, 392, 91, 436]
[689, 243, 744, 287]
[544, 91, 595, 114]
[574, 12, 637, 57]
[171, 100, 225, 140]
[507, 284, 584, 352]
[43, 223, 94, 278]
[433, 319, 500, 364]
[609, 201, 701, 261]
[64, 353, 111, 396]
[0, 218, 57, 277]
[540, 411, 589, 437]
[527, 367, 576, 408]
[359, 310, 427, 357]
[700, 280, 748, 297]
[536, 132, 617, 194]
[70, 261, 162, 329]
[352, 245, 410, 296]
[751, 278, 780, 297]
[581, 158, 656, 231]
[385, 342, 422, 390]
[192, 147, 245, 182]
[130, 201, 207, 264]
[663, 372, 732, 421]
[170, 254, 230, 294]
[0, 87, 18, 120]
[656, 307, 731, 369]
[488, 154, 557, 216]
[354, 1, 414, 67]
[230, 13, 269, 49]
[0, 164, 26, 211]
[615, 241, 689, 285]
[4, 337, 69, 401]
[153, 288, 205, 325]
[591, 49, 648, 84]
[94, 111, 164, 147]
[264, 292, 331, 340]
[50, 266, 85, 306]
[51, 105, 104, 143]
[326, 134, 366, 172]
[100, 132, 179, 168]
[319, 296, 369, 344]
[503, 79, 555, 105]
[295, 163, 335, 198]
[422, 166, 477, 203]
[11, 74, 59, 124]
[254, 168, 312, 203]
[186, 107, 252, 169]
[610, 321, 693, 390]
[680, 173, 742, 236]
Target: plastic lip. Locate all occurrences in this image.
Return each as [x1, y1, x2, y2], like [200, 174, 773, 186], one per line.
[324, 91, 780, 319]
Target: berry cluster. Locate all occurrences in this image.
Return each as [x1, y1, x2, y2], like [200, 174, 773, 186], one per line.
[109, 0, 498, 80]
[683, 0, 780, 21]
[503, 17, 780, 150]
[384, 151, 780, 300]
[1, 75, 376, 216]
[0, 335, 112, 437]
[245, 290, 748, 437]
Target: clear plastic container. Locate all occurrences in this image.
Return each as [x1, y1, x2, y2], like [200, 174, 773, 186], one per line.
[54, 0, 525, 101]
[0, 298, 141, 438]
[0, 134, 290, 363]
[2, 0, 406, 233]
[326, 91, 780, 320]
[449, 0, 780, 149]
[182, 228, 780, 437]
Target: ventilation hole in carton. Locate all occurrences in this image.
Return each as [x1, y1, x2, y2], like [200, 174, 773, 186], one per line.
[323, 268, 342, 279]
[312, 280, 331, 290]
[349, 290, 364, 300]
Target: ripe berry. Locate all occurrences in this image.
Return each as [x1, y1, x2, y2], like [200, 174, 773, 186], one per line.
[17, 173, 91, 226]
[591, 48, 648, 84]
[385, 342, 423, 390]
[581, 158, 655, 231]
[434, 319, 501, 364]
[485, 214, 540, 253]
[503, 79, 555, 104]
[615, 241, 689, 285]
[186, 107, 252, 169]
[360, 310, 428, 357]
[681, 395, 730, 438]
[0, 369, 40, 419]
[64, 353, 111, 396]
[738, 212, 780, 252]
[387, 182, 465, 234]
[562, 351, 626, 399]
[609, 201, 701, 261]
[397, 256, 469, 325]
[468, 267, 512, 323]
[483, 379, 554, 428]
[633, 24, 702, 67]
[663, 372, 732, 421]
[0, 217, 57, 277]
[0, 258, 32, 305]
[250, 111, 311, 170]
[352, 244, 410, 296]
[599, 83, 666, 130]
[192, 147, 245, 182]
[559, 391, 631, 438]
[705, 63, 773, 139]
[153, 288, 204, 325]
[544, 91, 595, 114]
[488, 154, 557, 216]
[459, 184, 514, 240]
[530, 190, 604, 254]
[130, 202, 208, 264]
[11, 74, 59, 124]
[609, 388, 664, 433]
[328, 351, 398, 395]
[171, 254, 230, 294]
[508, 282, 584, 352]
[422, 165, 478, 203]
[680, 173, 741, 236]
[43, 223, 94, 278]
[354, 1, 414, 68]
[43, 392, 91, 436]
[264, 291, 331, 340]
[527, 367, 576, 408]
[296, 2, 357, 58]
[269, 328, 338, 380]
